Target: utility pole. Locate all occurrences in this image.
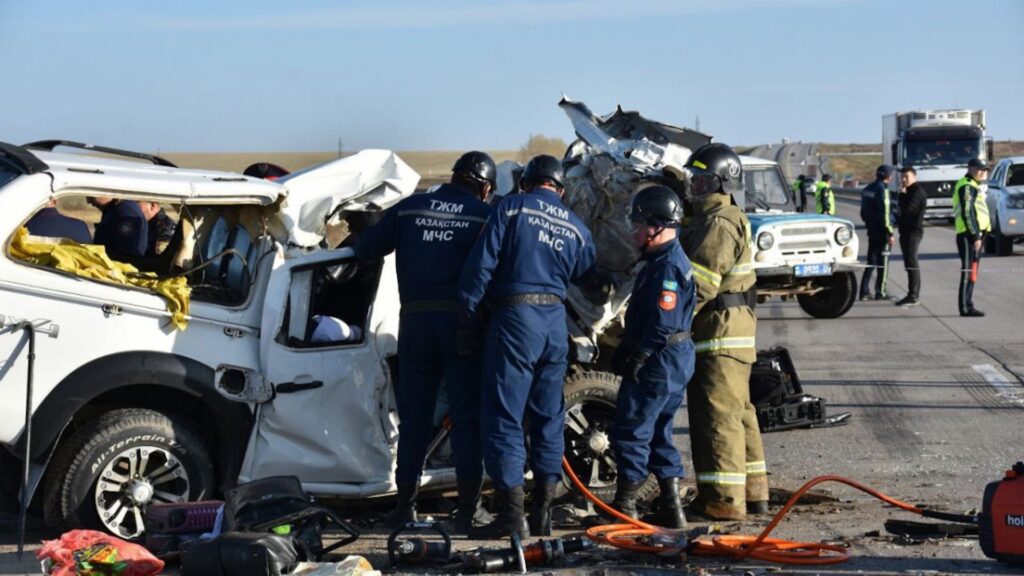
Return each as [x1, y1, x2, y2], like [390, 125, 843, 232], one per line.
[695, 115, 701, 132]
[338, 137, 343, 159]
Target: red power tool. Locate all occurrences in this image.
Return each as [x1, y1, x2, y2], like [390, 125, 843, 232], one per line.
[980, 461, 1024, 566]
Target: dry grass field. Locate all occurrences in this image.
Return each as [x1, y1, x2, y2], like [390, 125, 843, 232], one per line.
[821, 141, 1024, 183]
[162, 150, 522, 189]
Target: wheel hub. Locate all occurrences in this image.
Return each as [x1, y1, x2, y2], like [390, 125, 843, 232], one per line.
[588, 429, 610, 454]
[127, 480, 155, 506]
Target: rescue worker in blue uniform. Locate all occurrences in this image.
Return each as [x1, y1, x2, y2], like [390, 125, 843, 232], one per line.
[355, 151, 496, 531]
[25, 200, 91, 244]
[609, 186, 696, 529]
[88, 197, 148, 258]
[458, 155, 599, 539]
[859, 165, 896, 300]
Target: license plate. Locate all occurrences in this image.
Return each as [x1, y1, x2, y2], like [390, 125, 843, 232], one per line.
[795, 263, 832, 277]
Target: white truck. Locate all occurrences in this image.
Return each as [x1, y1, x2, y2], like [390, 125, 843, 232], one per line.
[882, 110, 994, 220]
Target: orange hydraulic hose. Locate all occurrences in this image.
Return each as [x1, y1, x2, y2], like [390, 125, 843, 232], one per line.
[562, 456, 934, 565]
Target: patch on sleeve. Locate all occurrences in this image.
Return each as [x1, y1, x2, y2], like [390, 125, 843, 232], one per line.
[118, 222, 135, 236]
[661, 280, 679, 291]
[659, 290, 677, 311]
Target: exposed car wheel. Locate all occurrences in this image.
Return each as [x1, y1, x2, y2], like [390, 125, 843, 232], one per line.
[43, 408, 214, 539]
[797, 271, 857, 319]
[560, 371, 658, 503]
[987, 221, 1013, 256]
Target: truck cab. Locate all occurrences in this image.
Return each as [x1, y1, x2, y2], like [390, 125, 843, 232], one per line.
[883, 109, 993, 220]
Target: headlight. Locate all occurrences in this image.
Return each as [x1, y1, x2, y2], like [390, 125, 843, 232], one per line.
[757, 231, 775, 250]
[1006, 195, 1024, 209]
[834, 225, 853, 246]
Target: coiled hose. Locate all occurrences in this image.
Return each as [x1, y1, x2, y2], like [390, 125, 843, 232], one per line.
[562, 456, 972, 565]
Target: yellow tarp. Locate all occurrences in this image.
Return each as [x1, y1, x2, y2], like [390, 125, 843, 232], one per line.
[10, 227, 190, 330]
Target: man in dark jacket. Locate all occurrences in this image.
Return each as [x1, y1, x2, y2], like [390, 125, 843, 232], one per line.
[859, 165, 896, 300]
[896, 167, 927, 306]
[25, 200, 91, 244]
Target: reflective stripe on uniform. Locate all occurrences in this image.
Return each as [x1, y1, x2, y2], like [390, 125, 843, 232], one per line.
[696, 472, 747, 486]
[746, 461, 767, 475]
[691, 262, 722, 288]
[727, 261, 753, 276]
[694, 336, 756, 353]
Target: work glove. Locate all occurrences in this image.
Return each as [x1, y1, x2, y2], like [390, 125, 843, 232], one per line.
[456, 310, 484, 358]
[622, 351, 650, 384]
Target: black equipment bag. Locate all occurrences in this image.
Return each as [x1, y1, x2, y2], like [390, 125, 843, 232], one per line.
[750, 347, 850, 432]
[224, 475, 359, 559]
[181, 532, 299, 576]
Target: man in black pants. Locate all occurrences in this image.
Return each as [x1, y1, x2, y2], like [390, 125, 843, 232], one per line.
[896, 167, 926, 306]
[859, 165, 896, 300]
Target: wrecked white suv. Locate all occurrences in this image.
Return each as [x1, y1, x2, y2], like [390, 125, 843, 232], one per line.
[0, 141, 627, 539]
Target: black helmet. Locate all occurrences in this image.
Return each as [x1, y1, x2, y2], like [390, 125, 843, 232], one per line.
[520, 154, 564, 190]
[452, 151, 496, 184]
[685, 143, 743, 196]
[630, 185, 683, 225]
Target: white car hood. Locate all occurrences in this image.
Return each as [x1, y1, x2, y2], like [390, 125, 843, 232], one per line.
[276, 150, 420, 248]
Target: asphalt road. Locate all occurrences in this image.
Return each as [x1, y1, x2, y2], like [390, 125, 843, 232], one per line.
[2, 194, 1022, 575]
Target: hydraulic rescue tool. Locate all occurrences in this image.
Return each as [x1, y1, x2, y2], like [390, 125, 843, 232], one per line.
[460, 534, 595, 574]
[386, 521, 452, 567]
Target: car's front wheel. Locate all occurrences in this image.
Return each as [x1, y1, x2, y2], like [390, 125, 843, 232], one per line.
[797, 271, 857, 319]
[560, 371, 658, 503]
[43, 408, 215, 539]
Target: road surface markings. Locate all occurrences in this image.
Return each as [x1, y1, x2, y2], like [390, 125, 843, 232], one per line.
[972, 364, 1024, 407]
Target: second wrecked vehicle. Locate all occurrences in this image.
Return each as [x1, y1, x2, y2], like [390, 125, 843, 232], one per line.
[529, 98, 860, 325]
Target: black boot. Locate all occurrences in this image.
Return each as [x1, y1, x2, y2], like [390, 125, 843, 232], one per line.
[469, 486, 529, 540]
[452, 478, 492, 533]
[527, 482, 558, 536]
[610, 478, 645, 519]
[649, 477, 686, 529]
[747, 500, 770, 515]
[386, 482, 419, 529]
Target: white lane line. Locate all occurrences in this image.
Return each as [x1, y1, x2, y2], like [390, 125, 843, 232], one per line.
[973, 364, 1024, 407]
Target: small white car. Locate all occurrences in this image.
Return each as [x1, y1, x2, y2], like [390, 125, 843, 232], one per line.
[984, 156, 1024, 256]
[0, 141, 624, 539]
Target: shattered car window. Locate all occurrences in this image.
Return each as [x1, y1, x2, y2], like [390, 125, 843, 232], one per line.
[744, 166, 791, 211]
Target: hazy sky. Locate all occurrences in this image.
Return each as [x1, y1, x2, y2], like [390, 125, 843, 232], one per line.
[2, 0, 1022, 152]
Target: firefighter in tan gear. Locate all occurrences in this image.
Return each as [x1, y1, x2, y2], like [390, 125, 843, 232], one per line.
[677, 143, 769, 520]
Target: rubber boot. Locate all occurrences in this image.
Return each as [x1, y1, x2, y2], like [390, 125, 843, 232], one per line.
[649, 477, 686, 529]
[610, 478, 645, 519]
[747, 501, 770, 515]
[527, 482, 558, 536]
[452, 478, 493, 533]
[386, 482, 419, 529]
[469, 486, 530, 540]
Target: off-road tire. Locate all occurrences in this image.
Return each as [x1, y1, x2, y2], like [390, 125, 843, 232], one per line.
[560, 371, 659, 504]
[43, 408, 214, 537]
[985, 221, 1013, 257]
[797, 271, 857, 319]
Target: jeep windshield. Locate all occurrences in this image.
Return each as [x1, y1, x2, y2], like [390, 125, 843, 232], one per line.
[743, 164, 793, 212]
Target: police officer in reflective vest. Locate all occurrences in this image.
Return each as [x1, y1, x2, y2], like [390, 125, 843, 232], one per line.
[678, 143, 768, 521]
[356, 151, 496, 531]
[859, 165, 896, 301]
[953, 157, 991, 317]
[458, 155, 597, 538]
[609, 186, 696, 529]
[792, 174, 807, 212]
[815, 174, 835, 215]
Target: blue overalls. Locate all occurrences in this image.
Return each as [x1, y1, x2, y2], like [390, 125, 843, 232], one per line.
[93, 200, 148, 257]
[356, 183, 491, 485]
[457, 187, 596, 490]
[612, 241, 696, 483]
[25, 207, 91, 244]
